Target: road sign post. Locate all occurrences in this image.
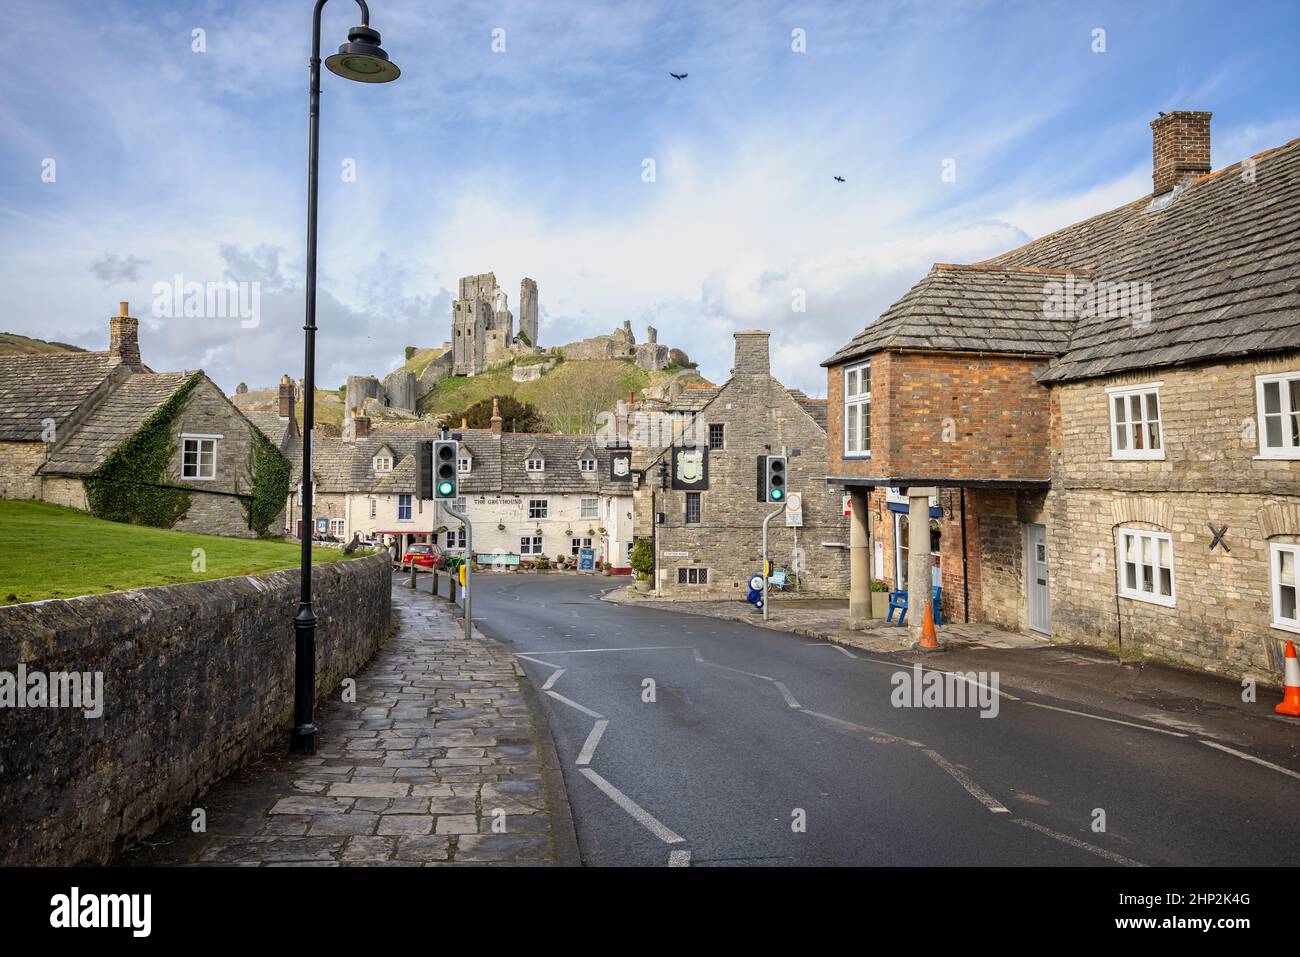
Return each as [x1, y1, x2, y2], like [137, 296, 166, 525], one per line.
[761, 502, 787, 621]
[443, 501, 473, 640]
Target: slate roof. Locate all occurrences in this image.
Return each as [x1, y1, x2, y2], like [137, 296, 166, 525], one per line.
[241, 410, 294, 449]
[40, 371, 198, 476]
[0, 351, 119, 440]
[787, 390, 828, 429]
[821, 264, 1081, 367]
[824, 135, 1300, 383]
[280, 426, 622, 497]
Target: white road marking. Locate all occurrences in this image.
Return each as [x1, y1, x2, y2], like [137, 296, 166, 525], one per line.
[946, 672, 1020, 702]
[692, 648, 705, 662]
[922, 749, 1010, 813]
[799, 709, 926, 747]
[541, 668, 565, 691]
[545, 690, 606, 719]
[812, 643, 859, 659]
[1200, 740, 1300, 781]
[698, 659, 775, 682]
[518, 646, 690, 655]
[579, 768, 685, 844]
[575, 719, 609, 766]
[516, 654, 562, 669]
[1024, 701, 1187, 736]
[668, 850, 692, 867]
[774, 681, 802, 709]
[1012, 818, 1145, 867]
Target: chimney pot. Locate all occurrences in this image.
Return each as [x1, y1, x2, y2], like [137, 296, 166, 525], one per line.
[118, 301, 129, 317]
[1150, 110, 1212, 196]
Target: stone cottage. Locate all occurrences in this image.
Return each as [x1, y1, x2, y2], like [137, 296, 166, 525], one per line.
[0, 303, 291, 537]
[823, 111, 1300, 681]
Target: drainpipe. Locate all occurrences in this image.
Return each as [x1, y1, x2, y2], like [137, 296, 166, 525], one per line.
[960, 487, 970, 623]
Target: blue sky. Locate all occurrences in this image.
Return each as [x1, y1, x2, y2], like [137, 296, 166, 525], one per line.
[1, 0, 1297, 396]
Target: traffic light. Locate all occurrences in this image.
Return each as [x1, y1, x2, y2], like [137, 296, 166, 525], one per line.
[417, 440, 433, 499]
[433, 439, 459, 500]
[765, 455, 787, 504]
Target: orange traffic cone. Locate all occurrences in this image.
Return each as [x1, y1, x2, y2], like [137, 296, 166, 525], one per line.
[912, 598, 942, 654]
[1276, 640, 1300, 716]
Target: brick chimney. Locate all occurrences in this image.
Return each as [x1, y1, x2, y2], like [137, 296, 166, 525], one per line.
[278, 374, 294, 418]
[1151, 111, 1212, 196]
[733, 330, 771, 376]
[108, 301, 141, 367]
[490, 397, 503, 435]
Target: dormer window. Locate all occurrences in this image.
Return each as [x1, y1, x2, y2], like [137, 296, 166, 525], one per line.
[458, 455, 472, 474]
[579, 458, 597, 472]
[526, 458, 544, 472]
[373, 454, 393, 474]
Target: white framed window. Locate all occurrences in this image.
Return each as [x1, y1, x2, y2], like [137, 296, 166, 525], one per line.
[1117, 528, 1175, 606]
[1271, 542, 1299, 633]
[329, 518, 345, 538]
[528, 498, 548, 519]
[458, 455, 472, 474]
[571, 536, 593, 555]
[526, 458, 545, 472]
[1107, 384, 1163, 459]
[373, 454, 393, 473]
[579, 458, 597, 473]
[181, 434, 220, 480]
[369, 498, 377, 519]
[843, 361, 871, 457]
[677, 567, 708, 585]
[447, 527, 467, 550]
[398, 494, 413, 521]
[520, 535, 543, 555]
[1256, 372, 1300, 458]
[580, 496, 598, 519]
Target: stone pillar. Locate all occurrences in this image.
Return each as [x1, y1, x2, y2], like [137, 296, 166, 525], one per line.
[907, 489, 936, 641]
[848, 488, 871, 628]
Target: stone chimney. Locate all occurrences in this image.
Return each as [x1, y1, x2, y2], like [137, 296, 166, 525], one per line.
[1151, 111, 1212, 196]
[490, 397, 503, 435]
[278, 374, 295, 418]
[733, 330, 771, 376]
[108, 301, 141, 367]
[352, 416, 370, 439]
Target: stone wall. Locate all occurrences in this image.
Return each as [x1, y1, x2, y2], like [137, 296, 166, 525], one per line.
[0, 553, 391, 866]
[0, 440, 45, 499]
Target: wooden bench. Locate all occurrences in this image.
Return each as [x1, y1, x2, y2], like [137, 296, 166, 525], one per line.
[886, 586, 943, 627]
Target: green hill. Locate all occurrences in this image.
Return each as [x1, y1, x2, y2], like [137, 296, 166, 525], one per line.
[0, 333, 85, 357]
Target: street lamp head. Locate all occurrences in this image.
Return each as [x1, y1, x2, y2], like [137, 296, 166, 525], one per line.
[325, 25, 400, 83]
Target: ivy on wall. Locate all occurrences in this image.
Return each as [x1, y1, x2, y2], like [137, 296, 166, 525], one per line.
[242, 427, 291, 537]
[84, 373, 202, 528]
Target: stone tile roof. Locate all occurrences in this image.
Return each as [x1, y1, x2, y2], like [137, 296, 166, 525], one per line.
[821, 264, 1080, 367]
[240, 410, 293, 449]
[0, 351, 118, 440]
[787, 390, 828, 429]
[824, 135, 1300, 383]
[40, 371, 198, 476]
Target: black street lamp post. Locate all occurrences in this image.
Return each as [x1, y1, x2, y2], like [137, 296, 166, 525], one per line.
[292, 0, 400, 755]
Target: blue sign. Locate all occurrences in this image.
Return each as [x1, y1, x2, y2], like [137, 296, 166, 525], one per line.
[578, 547, 596, 573]
[315, 517, 330, 534]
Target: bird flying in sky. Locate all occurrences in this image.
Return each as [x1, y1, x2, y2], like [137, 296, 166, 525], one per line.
[833, 175, 846, 182]
[670, 72, 687, 80]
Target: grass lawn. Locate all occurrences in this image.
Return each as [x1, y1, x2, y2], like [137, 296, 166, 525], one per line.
[0, 500, 362, 606]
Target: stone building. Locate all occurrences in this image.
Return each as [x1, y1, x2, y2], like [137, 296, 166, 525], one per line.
[823, 111, 1300, 681]
[271, 402, 634, 570]
[0, 303, 291, 537]
[633, 330, 848, 597]
[452, 272, 537, 376]
[557, 320, 683, 372]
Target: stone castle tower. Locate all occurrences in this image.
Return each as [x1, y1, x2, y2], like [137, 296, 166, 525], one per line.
[451, 272, 538, 376]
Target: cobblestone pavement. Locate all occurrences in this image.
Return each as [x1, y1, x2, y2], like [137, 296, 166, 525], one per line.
[122, 584, 569, 866]
[602, 586, 1047, 654]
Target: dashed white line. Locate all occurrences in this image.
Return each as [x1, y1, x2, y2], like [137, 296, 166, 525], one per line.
[1012, 818, 1145, 867]
[519, 646, 690, 655]
[1200, 740, 1300, 781]
[579, 768, 685, 844]
[774, 681, 802, 709]
[576, 719, 609, 766]
[1024, 701, 1187, 736]
[668, 850, 692, 867]
[545, 690, 606, 719]
[541, 668, 565, 691]
[922, 749, 1010, 813]
[799, 708, 926, 748]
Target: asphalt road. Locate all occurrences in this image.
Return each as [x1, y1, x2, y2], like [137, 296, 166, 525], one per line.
[429, 571, 1300, 867]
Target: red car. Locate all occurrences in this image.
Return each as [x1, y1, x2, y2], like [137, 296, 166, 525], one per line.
[399, 543, 446, 571]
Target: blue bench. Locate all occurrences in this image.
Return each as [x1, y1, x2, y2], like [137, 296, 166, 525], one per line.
[886, 586, 943, 627]
[768, 570, 788, 590]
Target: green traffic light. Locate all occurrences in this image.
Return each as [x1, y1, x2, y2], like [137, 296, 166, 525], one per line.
[438, 481, 454, 496]
[772, 488, 783, 500]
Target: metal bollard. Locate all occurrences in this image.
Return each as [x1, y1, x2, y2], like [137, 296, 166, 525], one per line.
[407, 559, 417, 589]
[448, 568, 458, 604]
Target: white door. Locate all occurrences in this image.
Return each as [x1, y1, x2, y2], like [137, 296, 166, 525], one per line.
[1026, 524, 1051, 634]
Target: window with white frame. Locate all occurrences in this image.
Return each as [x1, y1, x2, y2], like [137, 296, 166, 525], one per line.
[528, 498, 548, 519]
[520, 535, 543, 555]
[447, 527, 466, 550]
[579, 457, 597, 473]
[571, 536, 593, 555]
[1271, 542, 1299, 632]
[843, 361, 870, 456]
[580, 496, 598, 519]
[329, 518, 345, 538]
[1108, 384, 1163, 459]
[526, 457, 544, 472]
[1257, 372, 1300, 458]
[181, 435, 219, 480]
[369, 498, 377, 518]
[458, 455, 472, 474]
[398, 494, 413, 521]
[1117, 528, 1175, 605]
[373, 453, 393, 473]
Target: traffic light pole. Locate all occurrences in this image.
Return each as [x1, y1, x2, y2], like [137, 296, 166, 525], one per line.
[443, 501, 473, 640]
[761, 502, 787, 622]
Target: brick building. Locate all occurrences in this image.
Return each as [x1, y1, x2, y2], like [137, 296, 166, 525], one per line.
[0, 303, 290, 537]
[635, 330, 849, 597]
[823, 111, 1300, 681]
